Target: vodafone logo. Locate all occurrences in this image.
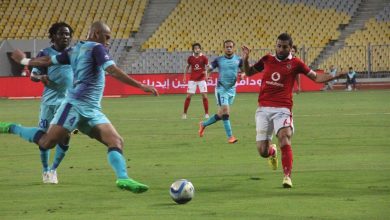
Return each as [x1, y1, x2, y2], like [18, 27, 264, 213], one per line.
[271, 72, 281, 81]
[194, 64, 200, 70]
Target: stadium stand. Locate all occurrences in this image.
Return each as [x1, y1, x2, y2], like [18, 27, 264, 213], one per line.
[134, 0, 360, 73]
[0, 0, 147, 40]
[318, 4, 390, 74]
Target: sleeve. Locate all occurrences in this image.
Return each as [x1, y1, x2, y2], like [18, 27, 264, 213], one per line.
[210, 58, 218, 70]
[51, 48, 71, 65]
[296, 59, 311, 75]
[32, 50, 47, 75]
[92, 44, 115, 70]
[204, 56, 209, 65]
[238, 58, 243, 68]
[252, 56, 266, 72]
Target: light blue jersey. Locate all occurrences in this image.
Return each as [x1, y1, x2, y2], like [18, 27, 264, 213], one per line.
[32, 46, 73, 130]
[50, 41, 114, 134]
[32, 47, 73, 106]
[52, 41, 115, 117]
[210, 55, 242, 90]
[210, 55, 242, 106]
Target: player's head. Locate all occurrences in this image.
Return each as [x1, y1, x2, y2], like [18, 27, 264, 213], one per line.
[48, 22, 73, 51]
[349, 67, 353, 71]
[275, 33, 293, 60]
[223, 40, 235, 57]
[87, 21, 111, 48]
[192, 43, 202, 54]
[291, 45, 298, 57]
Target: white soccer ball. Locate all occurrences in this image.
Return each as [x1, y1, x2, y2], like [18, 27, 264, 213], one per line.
[169, 179, 194, 204]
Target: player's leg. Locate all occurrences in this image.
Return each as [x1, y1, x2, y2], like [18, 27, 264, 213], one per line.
[274, 109, 294, 188]
[199, 80, 209, 118]
[37, 104, 53, 183]
[221, 93, 237, 143]
[86, 115, 148, 193]
[183, 81, 196, 119]
[255, 107, 277, 169]
[198, 90, 223, 137]
[49, 104, 71, 182]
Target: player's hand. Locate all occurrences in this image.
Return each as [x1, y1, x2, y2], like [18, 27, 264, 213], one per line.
[141, 84, 159, 96]
[241, 45, 251, 60]
[11, 49, 26, 64]
[30, 73, 41, 82]
[239, 72, 246, 80]
[40, 75, 50, 86]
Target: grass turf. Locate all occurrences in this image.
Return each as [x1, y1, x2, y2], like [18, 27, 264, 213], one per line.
[0, 90, 389, 219]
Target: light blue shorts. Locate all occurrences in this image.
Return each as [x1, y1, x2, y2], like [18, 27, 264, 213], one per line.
[51, 101, 110, 136]
[39, 104, 60, 131]
[215, 87, 236, 106]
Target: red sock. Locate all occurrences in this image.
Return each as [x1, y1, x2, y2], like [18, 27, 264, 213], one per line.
[184, 97, 191, 113]
[281, 144, 293, 177]
[202, 97, 209, 114]
[268, 146, 275, 157]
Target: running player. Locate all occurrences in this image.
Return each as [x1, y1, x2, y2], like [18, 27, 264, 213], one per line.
[31, 22, 74, 184]
[241, 33, 345, 188]
[1, 21, 159, 193]
[182, 43, 209, 119]
[198, 40, 243, 144]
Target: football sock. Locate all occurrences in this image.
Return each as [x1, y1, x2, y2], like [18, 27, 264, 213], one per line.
[39, 146, 50, 172]
[107, 147, 129, 179]
[202, 97, 209, 114]
[51, 143, 69, 170]
[281, 144, 293, 177]
[222, 114, 232, 137]
[268, 145, 276, 157]
[10, 124, 44, 144]
[184, 97, 191, 114]
[203, 114, 221, 127]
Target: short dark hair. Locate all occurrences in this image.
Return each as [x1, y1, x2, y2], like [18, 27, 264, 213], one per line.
[277, 33, 293, 47]
[292, 45, 298, 53]
[223, 40, 235, 47]
[48, 22, 74, 43]
[192, 43, 201, 51]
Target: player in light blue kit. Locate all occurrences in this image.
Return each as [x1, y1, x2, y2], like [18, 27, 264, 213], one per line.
[31, 22, 74, 184]
[2, 21, 159, 193]
[198, 40, 243, 144]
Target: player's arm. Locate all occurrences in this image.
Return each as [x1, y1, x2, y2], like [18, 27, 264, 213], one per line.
[306, 70, 345, 83]
[241, 45, 261, 76]
[11, 49, 53, 67]
[183, 64, 190, 82]
[105, 65, 159, 96]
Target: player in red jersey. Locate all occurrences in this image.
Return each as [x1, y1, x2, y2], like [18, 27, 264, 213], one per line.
[241, 33, 345, 188]
[182, 43, 209, 119]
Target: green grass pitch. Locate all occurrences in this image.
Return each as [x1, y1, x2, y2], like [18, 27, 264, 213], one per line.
[0, 90, 389, 219]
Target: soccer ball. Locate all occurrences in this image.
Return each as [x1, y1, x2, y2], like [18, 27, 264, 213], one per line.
[169, 179, 194, 204]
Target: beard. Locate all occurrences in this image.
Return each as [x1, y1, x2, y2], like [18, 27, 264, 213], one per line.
[276, 53, 289, 60]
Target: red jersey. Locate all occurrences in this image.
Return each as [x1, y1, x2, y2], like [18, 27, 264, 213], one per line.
[187, 54, 208, 81]
[253, 54, 311, 110]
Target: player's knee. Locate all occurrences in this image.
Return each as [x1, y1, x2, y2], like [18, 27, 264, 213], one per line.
[39, 136, 59, 149]
[222, 114, 229, 120]
[258, 142, 270, 157]
[111, 136, 124, 149]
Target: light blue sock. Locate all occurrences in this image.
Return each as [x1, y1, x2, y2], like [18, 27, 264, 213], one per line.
[10, 124, 43, 143]
[203, 114, 221, 127]
[107, 148, 129, 179]
[51, 144, 68, 170]
[39, 147, 50, 172]
[222, 114, 232, 137]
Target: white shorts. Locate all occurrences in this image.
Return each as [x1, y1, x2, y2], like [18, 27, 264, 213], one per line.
[187, 80, 208, 94]
[255, 106, 294, 141]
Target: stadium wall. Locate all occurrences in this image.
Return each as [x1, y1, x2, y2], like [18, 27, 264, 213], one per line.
[0, 73, 324, 98]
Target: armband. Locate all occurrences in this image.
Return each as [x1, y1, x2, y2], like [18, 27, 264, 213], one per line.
[21, 58, 31, 66]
